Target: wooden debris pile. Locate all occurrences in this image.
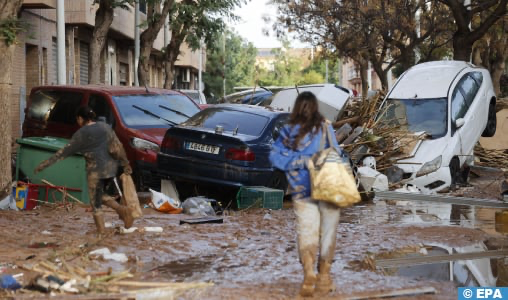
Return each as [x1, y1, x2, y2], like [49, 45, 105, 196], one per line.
[335, 92, 426, 172]
[475, 144, 508, 170]
[9, 256, 213, 298]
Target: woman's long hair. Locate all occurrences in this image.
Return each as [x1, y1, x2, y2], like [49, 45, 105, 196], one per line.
[287, 91, 324, 149]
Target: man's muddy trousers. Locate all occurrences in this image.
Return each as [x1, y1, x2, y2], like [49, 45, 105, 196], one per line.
[293, 198, 340, 296]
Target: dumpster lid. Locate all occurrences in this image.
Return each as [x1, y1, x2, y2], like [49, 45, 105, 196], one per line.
[17, 137, 71, 151]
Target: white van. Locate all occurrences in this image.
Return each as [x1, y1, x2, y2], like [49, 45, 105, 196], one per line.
[377, 61, 497, 192]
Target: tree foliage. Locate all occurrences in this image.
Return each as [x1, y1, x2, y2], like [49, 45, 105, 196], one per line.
[163, 0, 244, 88]
[435, 0, 508, 61]
[272, 0, 453, 93]
[203, 30, 257, 98]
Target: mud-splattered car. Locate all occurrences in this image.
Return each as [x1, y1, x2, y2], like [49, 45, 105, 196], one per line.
[157, 104, 289, 191]
[377, 61, 497, 192]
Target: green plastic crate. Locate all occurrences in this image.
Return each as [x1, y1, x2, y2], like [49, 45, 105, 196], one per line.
[237, 186, 284, 210]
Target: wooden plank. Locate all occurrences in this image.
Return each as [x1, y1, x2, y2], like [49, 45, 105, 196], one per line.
[376, 249, 508, 268]
[344, 286, 436, 300]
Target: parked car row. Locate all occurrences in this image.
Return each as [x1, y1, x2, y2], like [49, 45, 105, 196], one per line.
[20, 60, 497, 196]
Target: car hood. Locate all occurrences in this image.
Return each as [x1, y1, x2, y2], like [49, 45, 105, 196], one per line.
[395, 137, 448, 173]
[132, 127, 168, 145]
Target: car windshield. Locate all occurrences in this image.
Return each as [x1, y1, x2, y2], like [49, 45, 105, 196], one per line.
[113, 94, 200, 129]
[182, 108, 270, 136]
[377, 98, 448, 138]
[184, 92, 200, 102]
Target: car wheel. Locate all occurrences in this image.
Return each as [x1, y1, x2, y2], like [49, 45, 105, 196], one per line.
[482, 102, 496, 137]
[267, 171, 288, 192]
[449, 157, 461, 190]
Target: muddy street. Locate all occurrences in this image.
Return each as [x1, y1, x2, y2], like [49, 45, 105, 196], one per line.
[1, 176, 507, 299]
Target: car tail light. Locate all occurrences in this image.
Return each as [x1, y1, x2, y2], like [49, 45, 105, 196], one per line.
[161, 136, 181, 151]
[226, 148, 255, 161]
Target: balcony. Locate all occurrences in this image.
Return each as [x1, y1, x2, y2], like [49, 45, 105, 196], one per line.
[22, 0, 56, 9]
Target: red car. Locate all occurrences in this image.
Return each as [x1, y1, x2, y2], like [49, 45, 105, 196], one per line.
[22, 85, 201, 190]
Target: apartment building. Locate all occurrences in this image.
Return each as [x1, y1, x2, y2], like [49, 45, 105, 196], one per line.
[341, 60, 395, 96]
[11, 0, 205, 142]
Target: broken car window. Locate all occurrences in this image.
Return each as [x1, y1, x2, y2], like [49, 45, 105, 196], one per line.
[378, 98, 448, 139]
[88, 94, 113, 124]
[182, 108, 270, 136]
[28, 91, 84, 124]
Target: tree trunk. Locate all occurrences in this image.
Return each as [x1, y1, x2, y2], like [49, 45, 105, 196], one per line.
[0, 0, 22, 197]
[89, 0, 114, 84]
[163, 29, 186, 89]
[453, 33, 473, 62]
[358, 59, 369, 98]
[138, 0, 174, 86]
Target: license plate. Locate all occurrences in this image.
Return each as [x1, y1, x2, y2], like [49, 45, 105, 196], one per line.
[186, 142, 220, 154]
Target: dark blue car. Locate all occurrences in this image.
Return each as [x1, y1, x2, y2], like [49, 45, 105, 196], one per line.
[157, 104, 289, 190]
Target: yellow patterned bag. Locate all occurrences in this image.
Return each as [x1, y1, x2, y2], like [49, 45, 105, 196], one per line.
[307, 124, 361, 207]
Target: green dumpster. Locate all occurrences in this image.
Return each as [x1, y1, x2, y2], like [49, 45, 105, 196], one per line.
[15, 137, 90, 204]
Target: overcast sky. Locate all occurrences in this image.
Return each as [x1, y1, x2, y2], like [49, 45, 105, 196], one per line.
[229, 0, 307, 49]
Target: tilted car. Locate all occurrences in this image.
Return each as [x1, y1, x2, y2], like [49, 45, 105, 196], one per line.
[376, 61, 497, 192]
[23, 85, 201, 190]
[157, 104, 289, 191]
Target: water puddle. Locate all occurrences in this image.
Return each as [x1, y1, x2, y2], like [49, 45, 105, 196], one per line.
[152, 255, 215, 280]
[343, 197, 508, 287]
[341, 199, 507, 236]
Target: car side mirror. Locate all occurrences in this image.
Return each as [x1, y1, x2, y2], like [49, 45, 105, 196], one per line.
[455, 118, 465, 129]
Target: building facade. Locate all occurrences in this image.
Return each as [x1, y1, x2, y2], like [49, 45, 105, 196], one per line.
[341, 59, 395, 96]
[11, 0, 205, 142]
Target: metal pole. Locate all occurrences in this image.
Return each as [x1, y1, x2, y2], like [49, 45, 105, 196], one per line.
[367, 61, 372, 90]
[134, 1, 140, 86]
[325, 59, 329, 83]
[164, 15, 169, 46]
[198, 41, 202, 91]
[56, 0, 66, 85]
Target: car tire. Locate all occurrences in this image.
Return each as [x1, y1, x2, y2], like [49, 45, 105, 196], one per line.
[482, 102, 496, 137]
[267, 171, 288, 192]
[449, 157, 461, 190]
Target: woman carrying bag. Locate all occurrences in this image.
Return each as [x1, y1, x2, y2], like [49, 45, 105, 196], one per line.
[270, 91, 359, 297]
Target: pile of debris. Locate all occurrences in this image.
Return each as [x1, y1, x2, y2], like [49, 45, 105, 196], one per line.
[334, 92, 424, 186]
[1, 255, 212, 298]
[475, 145, 508, 170]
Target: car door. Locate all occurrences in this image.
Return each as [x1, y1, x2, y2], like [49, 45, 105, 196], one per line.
[450, 72, 481, 156]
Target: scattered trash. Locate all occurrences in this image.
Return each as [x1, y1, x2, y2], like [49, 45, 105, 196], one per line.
[0, 194, 18, 211]
[358, 166, 389, 192]
[120, 227, 138, 234]
[179, 216, 224, 225]
[263, 213, 272, 220]
[150, 189, 182, 214]
[25, 255, 36, 260]
[0, 274, 21, 290]
[89, 248, 128, 263]
[28, 242, 59, 249]
[41, 230, 52, 235]
[144, 227, 163, 233]
[105, 222, 113, 228]
[161, 179, 181, 203]
[182, 197, 216, 216]
[394, 185, 422, 194]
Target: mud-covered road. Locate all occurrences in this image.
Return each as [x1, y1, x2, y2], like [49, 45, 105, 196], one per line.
[0, 171, 507, 299]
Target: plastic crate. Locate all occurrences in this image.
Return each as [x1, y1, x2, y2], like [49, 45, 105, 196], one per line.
[237, 186, 284, 210]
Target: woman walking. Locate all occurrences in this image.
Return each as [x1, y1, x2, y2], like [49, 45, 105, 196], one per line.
[270, 91, 343, 297]
[35, 106, 135, 235]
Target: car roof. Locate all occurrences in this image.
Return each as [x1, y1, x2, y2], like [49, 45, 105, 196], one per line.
[389, 60, 477, 99]
[32, 85, 182, 96]
[209, 104, 288, 117]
